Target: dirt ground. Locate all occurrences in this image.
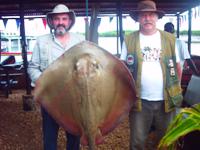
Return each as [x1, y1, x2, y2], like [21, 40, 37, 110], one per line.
[0, 90, 155, 150]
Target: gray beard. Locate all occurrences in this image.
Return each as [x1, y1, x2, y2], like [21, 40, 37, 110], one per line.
[54, 25, 70, 36]
[55, 28, 66, 35]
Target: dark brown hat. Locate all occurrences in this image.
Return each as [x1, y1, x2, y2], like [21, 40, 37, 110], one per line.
[130, 0, 165, 21]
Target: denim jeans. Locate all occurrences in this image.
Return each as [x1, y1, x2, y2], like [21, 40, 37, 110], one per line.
[41, 107, 80, 150]
[129, 99, 175, 150]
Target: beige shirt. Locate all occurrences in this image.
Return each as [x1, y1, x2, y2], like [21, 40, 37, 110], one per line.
[28, 32, 85, 86]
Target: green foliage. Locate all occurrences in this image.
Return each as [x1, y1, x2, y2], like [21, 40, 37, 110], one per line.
[158, 104, 200, 150]
[100, 30, 200, 37]
[78, 30, 200, 37]
[99, 31, 118, 37]
[179, 30, 200, 36]
[98, 30, 135, 37]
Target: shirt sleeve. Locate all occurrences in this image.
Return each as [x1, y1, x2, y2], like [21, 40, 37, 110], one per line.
[28, 39, 42, 86]
[181, 40, 190, 59]
[175, 41, 180, 63]
[120, 41, 127, 61]
[175, 39, 191, 63]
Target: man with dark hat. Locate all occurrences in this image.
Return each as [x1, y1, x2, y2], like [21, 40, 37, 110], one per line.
[28, 4, 84, 150]
[120, 0, 183, 149]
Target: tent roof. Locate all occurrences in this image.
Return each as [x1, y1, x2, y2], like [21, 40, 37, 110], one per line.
[0, 0, 199, 17]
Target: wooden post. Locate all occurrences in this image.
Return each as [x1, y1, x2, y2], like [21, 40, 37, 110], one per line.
[20, 3, 35, 111]
[89, 4, 100, 44]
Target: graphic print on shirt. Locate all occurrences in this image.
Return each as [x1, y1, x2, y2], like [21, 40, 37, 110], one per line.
[142, 46, 161, 62]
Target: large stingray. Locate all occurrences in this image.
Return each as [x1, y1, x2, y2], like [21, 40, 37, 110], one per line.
[34, 41, 136, 149]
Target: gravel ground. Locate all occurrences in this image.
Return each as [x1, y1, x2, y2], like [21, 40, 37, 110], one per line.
[0, 90, 156, 150]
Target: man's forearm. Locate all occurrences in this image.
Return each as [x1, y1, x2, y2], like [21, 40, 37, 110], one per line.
[176, 62, 182, 81]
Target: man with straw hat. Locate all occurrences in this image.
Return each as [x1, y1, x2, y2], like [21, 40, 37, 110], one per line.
[28, 4, 84, 150]
[120, 0, 183, 149]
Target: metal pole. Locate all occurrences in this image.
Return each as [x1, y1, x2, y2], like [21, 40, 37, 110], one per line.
[116, 16, 119, 55]
[85, 0, 89, 40]
[117, 2, 123, 54]
[188, 9, 192, 54]
[177, 14, 180, 38]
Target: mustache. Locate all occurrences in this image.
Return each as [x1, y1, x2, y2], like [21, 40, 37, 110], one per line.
[56, 24, 66, 28]
[144, 21, 153, 25]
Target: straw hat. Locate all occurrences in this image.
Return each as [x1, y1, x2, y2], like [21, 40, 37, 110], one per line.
[46, 4, 75, 30]
[130, 0, 165, 21]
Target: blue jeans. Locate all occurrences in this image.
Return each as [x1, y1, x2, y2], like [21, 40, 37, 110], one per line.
[41, 107, 80, 150]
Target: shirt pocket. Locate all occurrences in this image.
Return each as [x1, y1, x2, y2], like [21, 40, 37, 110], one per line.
[167, 84, 183, 107]
[40, 60, 48, 71]
[39, 44, 49, 71]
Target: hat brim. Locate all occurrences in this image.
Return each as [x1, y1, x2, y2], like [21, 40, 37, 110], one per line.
[46, 11, 74, 17]
[130, 10, 165, 21]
